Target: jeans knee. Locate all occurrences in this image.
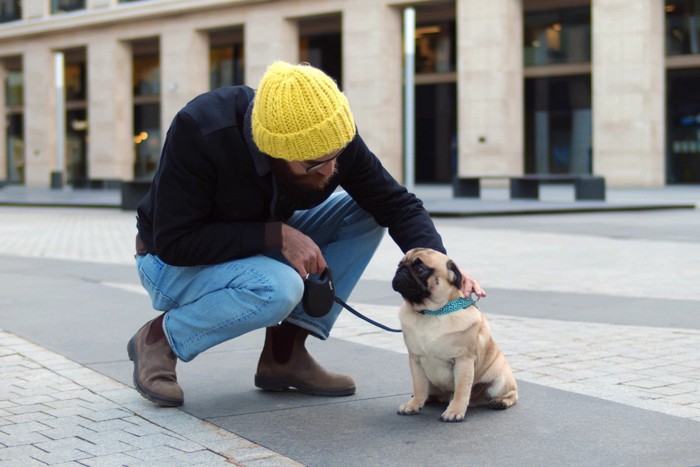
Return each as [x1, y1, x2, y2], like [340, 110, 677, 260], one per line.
[265, 269, 304, 324]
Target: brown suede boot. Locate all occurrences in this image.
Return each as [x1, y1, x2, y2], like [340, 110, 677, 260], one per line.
[254, 323, 356, 396]
[127, 316, 184, 407]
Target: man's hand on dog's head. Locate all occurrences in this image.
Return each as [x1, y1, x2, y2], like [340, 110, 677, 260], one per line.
[458, 266, 486, 298]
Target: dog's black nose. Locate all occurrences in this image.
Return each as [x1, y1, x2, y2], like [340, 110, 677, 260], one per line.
[392, 266, 411, 292]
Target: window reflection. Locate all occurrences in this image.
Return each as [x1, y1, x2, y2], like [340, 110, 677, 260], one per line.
[299, 16, 342, 88]
[666, 1, 700, 55]
[525, 76, 592, 175]
[64, 51, 88, 186]
[415, 21, 456, 74]
[133, 55, 160, 97]
[4, 66, 24, 184]
[132, 45, 161, 180]
[51, 0, 85, 14]
[524, 7, 591, 66]
[209, 27, 245, 90]
[0, 0, 21, 23]
[667, 69, 700, 182]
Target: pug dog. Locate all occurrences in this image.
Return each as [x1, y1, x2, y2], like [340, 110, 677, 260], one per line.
[392, 248, 518, 422]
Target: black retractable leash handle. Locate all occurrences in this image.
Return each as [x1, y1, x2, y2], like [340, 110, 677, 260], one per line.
[302, 268, 402, 333]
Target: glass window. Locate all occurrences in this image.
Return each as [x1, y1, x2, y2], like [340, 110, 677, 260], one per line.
[65, 62, 86, 102]
[524, 7, 591, 66]
[133, 55, 160, 97]
[4, 66, 24, 184]
[525, 76, 592, 175]
[51, 0, 85, 14]
[299, 15, 342, 88]
[667, 69, 700, 183]
[133, 104, 160, 179]
[5, 69, 23, 108]
[66, 109, 88, 185]
[6, 114, 24, 184]
[415, 20, 456, 74]
[299, 33, 342, 88]
[63, 51, 88, 186]
[210, 44, 244, 89]
[0, 0, 21, 23]
[666, 1, 700, 55]
[133, 46, 161, 180]
[415, 83, 457, 183]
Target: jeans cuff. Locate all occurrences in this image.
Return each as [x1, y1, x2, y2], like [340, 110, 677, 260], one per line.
[284, 315, 329, 340]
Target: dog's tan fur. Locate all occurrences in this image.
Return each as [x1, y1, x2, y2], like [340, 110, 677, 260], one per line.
[394, 248, 518, 422]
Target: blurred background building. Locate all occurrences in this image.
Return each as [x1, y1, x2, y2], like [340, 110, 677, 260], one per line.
[0, 0, 698, 189]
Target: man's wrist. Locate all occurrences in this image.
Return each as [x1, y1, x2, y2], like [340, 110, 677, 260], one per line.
[264, 222, 283, 250]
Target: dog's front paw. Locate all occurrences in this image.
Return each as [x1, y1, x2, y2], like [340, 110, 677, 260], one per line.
[440, 405, 467, 422]
[398, 398, 423, 415]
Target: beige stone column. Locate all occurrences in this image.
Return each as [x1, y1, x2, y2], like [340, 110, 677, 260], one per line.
[456, 0, 523, 177]
[160, 27, 209, 137]
[244, 8, 298, 87]
[0, 62, 7, 181]
[343, 1, 403, 179]
[23, 45, 56, 187]
[22, 1, 48, 20]
[88, 0, 115, 9]
[592, 0, 665, 186]
[87, 38, 133, 181]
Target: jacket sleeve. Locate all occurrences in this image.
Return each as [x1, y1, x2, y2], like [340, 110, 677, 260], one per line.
[340, 134, 446, 254]
[151, 112, 268, 266]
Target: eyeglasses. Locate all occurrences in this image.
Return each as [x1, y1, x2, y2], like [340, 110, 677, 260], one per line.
[297, 147, 345, 174]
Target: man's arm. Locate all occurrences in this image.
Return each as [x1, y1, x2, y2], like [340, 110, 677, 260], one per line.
[150, 113, 270, 266]
[340, 134, 445, 254]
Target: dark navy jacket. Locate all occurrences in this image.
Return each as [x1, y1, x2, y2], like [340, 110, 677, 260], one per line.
[136, 86, 444, 266]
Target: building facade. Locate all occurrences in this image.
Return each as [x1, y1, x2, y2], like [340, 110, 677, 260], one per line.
[0, 0, 699, 188]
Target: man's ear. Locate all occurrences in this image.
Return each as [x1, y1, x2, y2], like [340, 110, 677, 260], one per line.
[447, 260, 463, 289]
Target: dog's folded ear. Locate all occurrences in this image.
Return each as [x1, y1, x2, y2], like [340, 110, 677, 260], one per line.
[447, 260, 463, 289]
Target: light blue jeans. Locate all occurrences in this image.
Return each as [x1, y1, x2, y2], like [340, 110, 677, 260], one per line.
[136, 191, 386, 362]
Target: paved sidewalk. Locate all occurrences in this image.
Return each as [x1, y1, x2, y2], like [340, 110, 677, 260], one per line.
[0, 330, 299, 466]
[1, 188, 699, 466]
[332, 306, 700, 421]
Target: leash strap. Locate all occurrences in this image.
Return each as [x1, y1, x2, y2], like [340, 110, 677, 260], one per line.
[334, 296, 403, 333]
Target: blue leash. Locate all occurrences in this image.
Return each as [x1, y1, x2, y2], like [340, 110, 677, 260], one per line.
[334, 296, 403, 333]
[334, 295, 480, 334]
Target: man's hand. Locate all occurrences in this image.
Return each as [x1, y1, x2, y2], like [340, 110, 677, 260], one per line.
[281, 224, 327, 278]
[458, 266, 486, 298]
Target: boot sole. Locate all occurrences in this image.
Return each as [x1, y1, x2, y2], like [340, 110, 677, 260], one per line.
[254, 374, 356, 397]
[127, 337, 184, 407]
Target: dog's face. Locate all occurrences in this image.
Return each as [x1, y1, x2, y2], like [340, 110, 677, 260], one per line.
[391, 248, 463, 307]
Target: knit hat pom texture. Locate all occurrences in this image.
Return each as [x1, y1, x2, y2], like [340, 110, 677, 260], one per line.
[252, 61, 356, 161]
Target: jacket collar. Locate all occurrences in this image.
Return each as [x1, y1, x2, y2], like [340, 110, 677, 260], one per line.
[243, 100, 271, 177]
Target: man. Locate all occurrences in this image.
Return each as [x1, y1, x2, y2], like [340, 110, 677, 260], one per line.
[128, 61, 485, 407]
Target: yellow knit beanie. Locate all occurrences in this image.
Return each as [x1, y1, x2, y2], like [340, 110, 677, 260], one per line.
[251, 61, 356, 161]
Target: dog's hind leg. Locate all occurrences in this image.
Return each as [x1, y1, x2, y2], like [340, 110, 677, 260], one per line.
[468, 383, 490, 407]
[487, 374, 518, 410]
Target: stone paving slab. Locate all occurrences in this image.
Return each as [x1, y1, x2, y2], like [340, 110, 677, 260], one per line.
[0, 329, 300, 466]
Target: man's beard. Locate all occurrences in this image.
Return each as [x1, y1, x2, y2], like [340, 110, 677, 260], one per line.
[269, 159, 338, 191]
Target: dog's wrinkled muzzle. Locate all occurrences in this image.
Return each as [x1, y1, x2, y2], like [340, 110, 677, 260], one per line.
[392, 265, 430, 304]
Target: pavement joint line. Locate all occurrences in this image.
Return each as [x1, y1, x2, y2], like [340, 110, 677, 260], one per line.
[0, 329, 302, 466]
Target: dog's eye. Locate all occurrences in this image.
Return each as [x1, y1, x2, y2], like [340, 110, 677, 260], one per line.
[414, 264, 428, 275]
